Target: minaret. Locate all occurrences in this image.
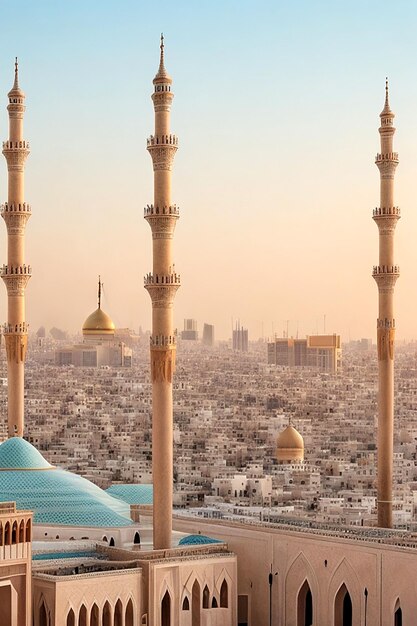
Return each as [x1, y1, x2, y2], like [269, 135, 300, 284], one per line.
[144, 35, 180, 549]
[1, 59, 31, 438]
[373, 79, 400, 528]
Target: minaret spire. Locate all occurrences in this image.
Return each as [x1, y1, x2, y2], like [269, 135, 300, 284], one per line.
[145, 37, 180, 549]
[373, 79, 400, 528]
[1, 59, 31, 437]
[98, 275, 101, 309]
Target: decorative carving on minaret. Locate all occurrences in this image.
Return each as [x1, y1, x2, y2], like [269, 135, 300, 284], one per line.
[377, 320, 395, 361]
[4, 333, 28, 364]
[150, 347, 176, 383]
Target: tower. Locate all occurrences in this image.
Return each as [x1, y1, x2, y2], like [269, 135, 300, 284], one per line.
[373, 80, 400, 528]
[144, 36, 180, 549]
[1, 59, 31, 438]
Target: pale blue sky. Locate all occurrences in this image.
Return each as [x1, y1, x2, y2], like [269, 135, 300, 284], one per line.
[1, 1, 417, 340]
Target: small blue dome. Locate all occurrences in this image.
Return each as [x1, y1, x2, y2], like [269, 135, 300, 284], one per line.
[0, 437, 52, 469]
[178, 534, 222, 546]
[0, 438, 132, 527]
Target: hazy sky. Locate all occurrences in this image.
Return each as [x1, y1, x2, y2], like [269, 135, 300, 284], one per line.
[1, 0, 417, 341]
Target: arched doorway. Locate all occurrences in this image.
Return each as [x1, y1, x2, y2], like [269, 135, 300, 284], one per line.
[192, 580, 201, 626]
[114, 599, 123, 626]
[203, 585, 210, 609]
[394, 601, 402, 626]
[90, 603, 100, 626]
[161, 590, 171, 626]
[297, 580, 313, 626]
[79, 605, 87, 626]
[220, 579, 228, 608]
[134, 531, 140, 544]
[39, 600, 48, 626]
[0, 585, 12, 626]
[125, 599, 134, 626]
[334, 584, 352, 626]
[66, 608, 75, 626]
[109, 537, 115, 546]
[103, 601, 111, 626]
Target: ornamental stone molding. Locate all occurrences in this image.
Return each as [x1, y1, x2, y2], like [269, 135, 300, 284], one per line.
[147, 145, 177, 171]
[2, 212, 31, 235]
[144, 284, 179, 307]
[2, 148, 29, 171]
[4, 333, 28, 364]
[372, 272, 399, 293]
[146, 217, 178, 239]
[150, 346, 176, 383]
[373, 216, 400, 235]
[375, 161, 398, 179]
[377, 326, 395, 361]
[2, 274, 31, 296]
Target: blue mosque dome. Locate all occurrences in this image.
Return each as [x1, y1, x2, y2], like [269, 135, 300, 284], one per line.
[178, 534, 222, 546]
[105, 483, 153, 505]
[0, 438, 132, 527]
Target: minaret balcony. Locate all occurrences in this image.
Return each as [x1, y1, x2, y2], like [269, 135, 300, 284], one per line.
[1, 202, 31, 214]
[372, 206, 400, 217]
[147, 134, 178, 147]
[1, 264, 31, 277]
[144, 204, 179, 217]
[2, 140, 30, 150]
[372, 265, 400, 276]
[2, 322, 29, 335]
[375, 152, 399, 164]
[150, 334, 177, 348]
[144, 272, 180, 286]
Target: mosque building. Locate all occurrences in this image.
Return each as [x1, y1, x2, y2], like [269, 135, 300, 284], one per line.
[0, 42, 417, 626]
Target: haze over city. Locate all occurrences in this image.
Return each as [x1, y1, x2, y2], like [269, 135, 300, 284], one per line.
[2, 0, 417, 340]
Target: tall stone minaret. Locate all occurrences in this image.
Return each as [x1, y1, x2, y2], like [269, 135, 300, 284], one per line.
[1, 60, 31, 438]
[373, 80, 400, 528]
[145, 35, 180, 549]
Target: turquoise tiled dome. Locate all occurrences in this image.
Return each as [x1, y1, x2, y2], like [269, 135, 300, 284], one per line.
[0, 438, 132, 527]
[178, 534, 222, 546]
[105, 484, 153, 505]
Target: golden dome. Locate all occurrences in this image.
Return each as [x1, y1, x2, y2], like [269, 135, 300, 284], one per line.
[82, 307, 115, 337]
[276, 425, 304, 463]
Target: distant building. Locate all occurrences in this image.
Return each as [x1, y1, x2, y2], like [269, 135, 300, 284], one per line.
[233, 324, 248, 352]
[202, 323, 215, 346]
[268, 334, 341, 372]
[181, 318, 198, 340]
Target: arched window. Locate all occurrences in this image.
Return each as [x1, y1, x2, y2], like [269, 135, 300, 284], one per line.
[220, 579, 228, 608]
[125, 599, 134, 626]
[114, 599, 123, 626]
[134, 531, 140, 544]
[11, 521, 17, 544]
[66, 608, 75, 626]
[161, 590, 171, 626]
[394, 600, 402, 626]
[203, 585, 210, 609]
[334, 584, 352, 626]
[102, 535, 108, 542]
[39, 600, 48, 626]
[26, 520, 31, 542]
[192, 580, 201, 626]
[109, 537, 115, 546]
[297, 580, 313, 626]
[19, 520, 25, 543]
[182, 597, 190, 610]
[212, 597, 218, 608]
[103, 601, 111, 626]
[91, 603, 100, 626]
[4, 522, 10, 545]
[79, 604, 87, 626]
[0, 522, 3, 546]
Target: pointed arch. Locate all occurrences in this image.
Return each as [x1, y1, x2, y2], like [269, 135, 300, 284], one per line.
[103, 601, 112, 626]
[0, 522, 3, 546]
[394, 599, 402, 626]
[125, 598, 134, 626]
[182, 596, 190, 610]
[4, 522, 10, 545]
[297, 580, 313, 626]
[79, 604, 87, 626]
[328, 558, 361, 626]
[192, 579, 201, 626]
[212, 597, 218, 608]
[66, 608, 75, 626]
[114, 598, 123, 626]
[19, 519, 25, 543]
[161, 590, 171, 626]
[203, 585, 210, 609]
[26, 519, 31, 542]
[220, 579, 228, 608]
[109, 537, 115, 546]
[334, 583, 352, 626]
[90, 603, 100, 626]
[134, 531, 140, 544]
[39, 598, 48, 626]
[11, 521, 17, 544]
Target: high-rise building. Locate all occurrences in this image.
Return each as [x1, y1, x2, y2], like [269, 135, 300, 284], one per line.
[373, 81, 400, 529]
[202, 323, 215, 346]
[144, 36, 181, 549]
[233, 324, 248, 352]
[181, 318, 198, 340]
[267, 334, 341, 372]
[1, 59, 31, 438]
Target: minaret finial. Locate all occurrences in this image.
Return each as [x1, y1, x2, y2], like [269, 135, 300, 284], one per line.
[13, 57, 19, 89]
[98, 275, 101, 309]
[381, 76, 393, 116]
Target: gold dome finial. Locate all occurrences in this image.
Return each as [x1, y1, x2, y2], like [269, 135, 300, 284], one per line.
[83, 277, 115, 337]
[98, 275, 102, 309]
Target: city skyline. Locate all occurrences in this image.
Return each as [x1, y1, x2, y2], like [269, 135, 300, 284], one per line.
[2, 1, 417, 341]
